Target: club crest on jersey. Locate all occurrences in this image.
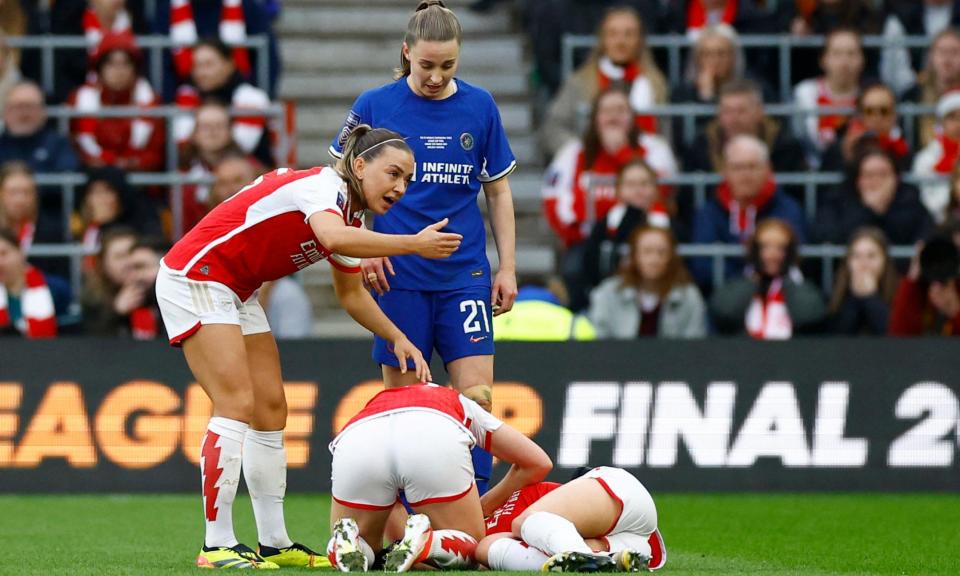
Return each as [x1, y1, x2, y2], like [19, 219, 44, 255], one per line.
[460, 132, 474, 151]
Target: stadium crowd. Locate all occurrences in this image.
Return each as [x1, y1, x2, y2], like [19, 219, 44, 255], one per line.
[1, 0, 960, 340]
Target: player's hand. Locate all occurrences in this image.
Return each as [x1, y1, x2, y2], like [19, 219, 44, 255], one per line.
[491, 268, 518, 317]
[361, 257, 394, 296]
[413, 218, 462, 259]
[392, 336, 432, 383]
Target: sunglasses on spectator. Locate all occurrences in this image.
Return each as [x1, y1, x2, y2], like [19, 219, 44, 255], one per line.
[862, 106, 893, 117]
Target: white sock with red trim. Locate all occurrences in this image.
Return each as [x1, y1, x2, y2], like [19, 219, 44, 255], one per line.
[520, 511, 593, 556]
[426, 529, 477, 568]
[243, 429, 294, 549]
[486, 537, 549, 570]
[200, 416, 248, 548]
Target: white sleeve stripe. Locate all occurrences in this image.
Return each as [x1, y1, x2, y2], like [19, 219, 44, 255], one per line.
[477, 160, 517, 183]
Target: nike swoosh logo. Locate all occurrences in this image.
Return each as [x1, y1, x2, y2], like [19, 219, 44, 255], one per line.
[469, 336, 488, 343]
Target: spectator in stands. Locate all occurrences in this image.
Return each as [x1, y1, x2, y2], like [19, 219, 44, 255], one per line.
[912, 91, 960, 221]
[179, 102, 252, 230]
[543, 85, 677, 307]
[828, 227, 900, 335]
[173, 37, 273, 168]
[0, 227, 57, 338]
[821, 83, 912, 173]
[573, 158, 670, 311]
[539, 6, 668, 157]
[901, 28, 960, 147]
[50, 0, 149, 103]
[0, 32, 23, 113]
[881, 1, 960, 96]
[73, 166, 161, 258]
[818, 147, 933, 247]
[0, 161, 68, 269]
[82, 227, 162, 339]
[543, 84, 676, 248]
[674, 25, 742, 107]
[889, 233, 960, 335]
[944, 162, 960, 226]
[790, 0, 881, 35]
[793, 28, 864, 166]
[664, 0, 795, 38]
[154, 0, 282, 97]
[710, 218, 825, 338]
[492, 275, 596, 341]
[589, 225, 706, 339]
[690, 135, 807, 292]
[0, 81, 80, 174]
[68, 32, 164, 172]
[685, 79, 807, 174]
[209, 152, 258, 208]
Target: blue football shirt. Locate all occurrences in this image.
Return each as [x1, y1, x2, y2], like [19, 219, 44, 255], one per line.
[330, 78, 516, 291]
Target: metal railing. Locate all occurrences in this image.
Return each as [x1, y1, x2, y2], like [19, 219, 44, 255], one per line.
[29, 171, 216, 307]
[676, 243, 918, 295]
[38, 105, 288, 238]
[562, 33, 934, 104]
[629, 102, 937, 148]
[7, 35, 272, 98]
[656, 172, 946, 220]
[27, 240, 919, 316]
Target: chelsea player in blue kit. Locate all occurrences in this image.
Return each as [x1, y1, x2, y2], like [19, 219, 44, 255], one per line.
[330, 0, 518, 496]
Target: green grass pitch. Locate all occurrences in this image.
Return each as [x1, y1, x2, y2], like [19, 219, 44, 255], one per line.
[3, 493, 959, 575]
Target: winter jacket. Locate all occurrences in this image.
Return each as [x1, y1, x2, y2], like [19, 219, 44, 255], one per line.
[709, 276, 826, 336]
[589, 278, 707, 339]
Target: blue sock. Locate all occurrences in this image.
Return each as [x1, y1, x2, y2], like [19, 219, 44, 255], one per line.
[471, 446, 493, 495]
[398, 491, 413, 514]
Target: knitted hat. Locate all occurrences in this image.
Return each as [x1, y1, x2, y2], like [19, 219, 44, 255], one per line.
[936, 90, 960, 119]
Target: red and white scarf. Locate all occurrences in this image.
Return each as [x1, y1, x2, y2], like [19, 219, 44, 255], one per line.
[816, 79, 856, 147]
[687, 0, 738, 32]
[0, 266, 57, 338]
[73, 77, 158, 162]
[82, 6, 132, 53]
[170, 0, 251, 79]
[130, 306, 159, 340]
[716, 177, 777, 239]
[746, 278, 792, 340]
[597, 57, 657, 133]
[16, 221, 35, 252]
[934, 134, 960, 174]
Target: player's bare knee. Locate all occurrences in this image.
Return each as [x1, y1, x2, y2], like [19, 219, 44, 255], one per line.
[461, 384, 492, 412]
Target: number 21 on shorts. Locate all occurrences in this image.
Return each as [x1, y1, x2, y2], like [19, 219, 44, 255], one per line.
[460, 299, 490, 335]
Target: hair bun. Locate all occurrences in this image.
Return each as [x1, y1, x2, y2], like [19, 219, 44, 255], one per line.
[416, 0, 447, 11]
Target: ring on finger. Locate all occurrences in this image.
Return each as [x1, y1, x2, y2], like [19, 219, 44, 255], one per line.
[366, 272, 378, 281]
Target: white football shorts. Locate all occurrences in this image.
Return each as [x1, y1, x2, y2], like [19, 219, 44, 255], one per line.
[585, 466, 658, 540]
[330, 410, 476, 509]
[156, 264, 270, 346]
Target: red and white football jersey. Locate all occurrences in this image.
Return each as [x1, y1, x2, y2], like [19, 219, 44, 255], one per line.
[485, 480, 667, 571]
[162, 167, 364, 300]
[336, 384, 503, 451]
[485, 481, 562, 534]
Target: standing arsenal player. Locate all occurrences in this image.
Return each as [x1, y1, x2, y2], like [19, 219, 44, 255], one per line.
[156, 125, 462, 569]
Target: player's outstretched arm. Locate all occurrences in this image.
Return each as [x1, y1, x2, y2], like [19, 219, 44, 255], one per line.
[331, 266, 432, 382]
[481, 425, 553, 516]
[309, 212, 462, 259]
